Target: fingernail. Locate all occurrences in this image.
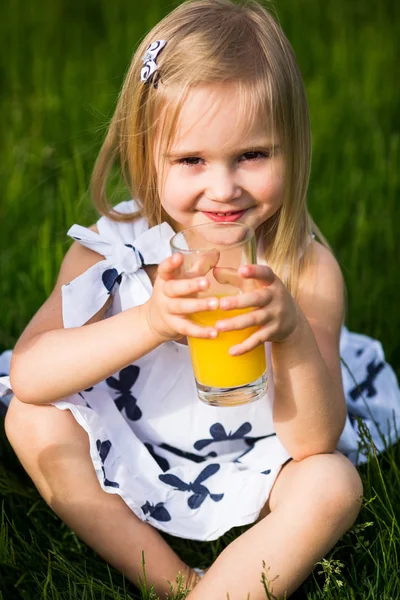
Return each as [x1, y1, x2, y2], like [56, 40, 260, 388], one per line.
[199, 279, 208, 289]
[229, 347, 238, 356]
[209, 330, 218, 338]
[208, 299, 218, 309]
[220, 299, 229, 310]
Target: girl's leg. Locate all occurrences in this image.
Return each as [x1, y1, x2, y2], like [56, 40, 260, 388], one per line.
[187, 453, 363, 600]
[5, 397, 197, 596]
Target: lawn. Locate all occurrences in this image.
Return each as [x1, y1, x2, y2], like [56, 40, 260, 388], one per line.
[1, 0, 399, 598]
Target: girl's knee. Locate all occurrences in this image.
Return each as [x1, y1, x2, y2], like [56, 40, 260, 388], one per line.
[5, 395, 37, 451]
[5, 396, 94, 503]
[301, 453, 363, 525]
[272, 452, 363, 527]
[5, 395, 89, 460]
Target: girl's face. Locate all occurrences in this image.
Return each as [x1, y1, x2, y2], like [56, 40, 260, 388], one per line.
[155, 83, 284, 234]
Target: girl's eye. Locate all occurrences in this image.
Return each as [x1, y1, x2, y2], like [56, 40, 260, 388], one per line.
[178, 157, 202, 166]
[240, 150, 270, 162]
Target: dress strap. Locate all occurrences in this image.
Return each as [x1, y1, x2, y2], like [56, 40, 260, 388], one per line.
[62, 202, 175, 328]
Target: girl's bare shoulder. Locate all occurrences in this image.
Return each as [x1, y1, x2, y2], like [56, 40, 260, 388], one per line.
[297, 240, 345, 329]
[310, 240, 343, 286]
[57, 224, 102, 285]
[16, 224, 109, 346]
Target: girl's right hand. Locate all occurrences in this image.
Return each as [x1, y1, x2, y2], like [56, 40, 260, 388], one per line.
[142, 253, 219, 342]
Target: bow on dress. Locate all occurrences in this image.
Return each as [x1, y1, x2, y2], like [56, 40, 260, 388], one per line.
[62, 221, 175, 328]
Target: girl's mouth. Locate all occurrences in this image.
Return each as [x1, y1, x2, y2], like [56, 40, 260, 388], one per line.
[202, 210, 246, 223]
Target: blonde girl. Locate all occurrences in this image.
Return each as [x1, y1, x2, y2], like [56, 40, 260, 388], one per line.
[2, 0, 399, 597]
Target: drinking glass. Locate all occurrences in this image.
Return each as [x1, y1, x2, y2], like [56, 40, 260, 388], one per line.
[170, 222, 268, 406]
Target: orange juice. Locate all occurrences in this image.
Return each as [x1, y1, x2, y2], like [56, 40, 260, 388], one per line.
[188, 306, 266, 388]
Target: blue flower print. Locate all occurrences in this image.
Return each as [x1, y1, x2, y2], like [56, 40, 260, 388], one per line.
[97, 439, 112, 463]
[0, 372, 10, 414]
[194, 422, 276, 462]
[159, 463, 224, 509]
[348, 411, 359, 431]
[106, 365, 142, 421]
[349, 359, 385, 401]
[102, 268, 122, 294]
[141, 501, 171, 522]
[96, 439, 120, 488]
[261, 469, 271, 475]
[194, 422, 253, 450]
[159, 442, 217, 463]
[145, 443, 170, 472]
[78, 386, 94, 406]
[234, 432, 277, 462]
[124, 244, 144, 266]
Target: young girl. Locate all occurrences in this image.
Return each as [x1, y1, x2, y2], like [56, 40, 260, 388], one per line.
[1, 0, 399, 598]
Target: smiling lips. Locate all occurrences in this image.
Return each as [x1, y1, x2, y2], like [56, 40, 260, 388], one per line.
[202, 210, 246, 222]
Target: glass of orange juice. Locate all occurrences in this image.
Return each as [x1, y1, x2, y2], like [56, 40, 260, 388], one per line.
[170, 222, 267, 407]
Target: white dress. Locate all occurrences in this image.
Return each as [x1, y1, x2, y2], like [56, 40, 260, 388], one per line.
[1, 199, 400, 541]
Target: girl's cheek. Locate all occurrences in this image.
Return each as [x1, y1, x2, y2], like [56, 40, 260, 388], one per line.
[264, 169, 285, 200]
[255, 177, 283, 202]
[160, 177, 193, 216]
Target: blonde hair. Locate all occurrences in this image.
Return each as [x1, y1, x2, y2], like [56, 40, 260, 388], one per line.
[91, 0, 328, 297]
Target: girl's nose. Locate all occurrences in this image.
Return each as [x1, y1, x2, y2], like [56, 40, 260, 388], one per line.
[204, 167, 242, 203]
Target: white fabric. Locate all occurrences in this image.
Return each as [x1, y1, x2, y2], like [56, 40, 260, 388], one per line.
[62, 210, 175, 327]
[193, 567, 206, 579]
[1, 199, 400, 541]
[338, 327, 400, 463]
[0, 350, 12, 408]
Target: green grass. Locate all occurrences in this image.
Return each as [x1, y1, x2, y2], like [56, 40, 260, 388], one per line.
[0, 0, 399, 597]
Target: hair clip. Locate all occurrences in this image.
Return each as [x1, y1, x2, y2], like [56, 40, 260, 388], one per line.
[141, 40, 167, 87]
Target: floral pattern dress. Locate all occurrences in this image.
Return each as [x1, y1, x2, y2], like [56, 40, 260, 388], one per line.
[1, 199, 399, 541]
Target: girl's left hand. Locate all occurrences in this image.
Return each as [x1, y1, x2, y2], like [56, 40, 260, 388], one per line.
[214, 264, 300, 355]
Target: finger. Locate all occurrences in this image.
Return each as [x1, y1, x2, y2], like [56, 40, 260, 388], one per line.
[215, 308, 271, 332]
[229, 328, 268, 356]
[157, 253, 184, 281]
[164, 277, 210, 298]
[219, 288, 272, 311]
[238, 264, 275, 285]
[185, 249, 220, 277]
[212, 266, 245, 290]
[168, 296, 219, 315]
[171, 316, 218, 339]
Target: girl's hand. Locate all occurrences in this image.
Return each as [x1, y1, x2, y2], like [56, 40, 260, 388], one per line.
[214, 264, 300, 355]
[143, 253, 219, 343]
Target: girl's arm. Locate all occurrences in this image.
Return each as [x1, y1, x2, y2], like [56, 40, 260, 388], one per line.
[11, 238, 218, 405]
[10, 238, 160, 404]
[214, 242, 346, 461]
[271, 243, 347, 460]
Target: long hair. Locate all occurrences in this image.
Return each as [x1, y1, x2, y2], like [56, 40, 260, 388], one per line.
[91, 0, 327, 296]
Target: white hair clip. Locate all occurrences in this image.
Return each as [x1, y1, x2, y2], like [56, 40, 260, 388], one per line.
[141, 40, 167, 87]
